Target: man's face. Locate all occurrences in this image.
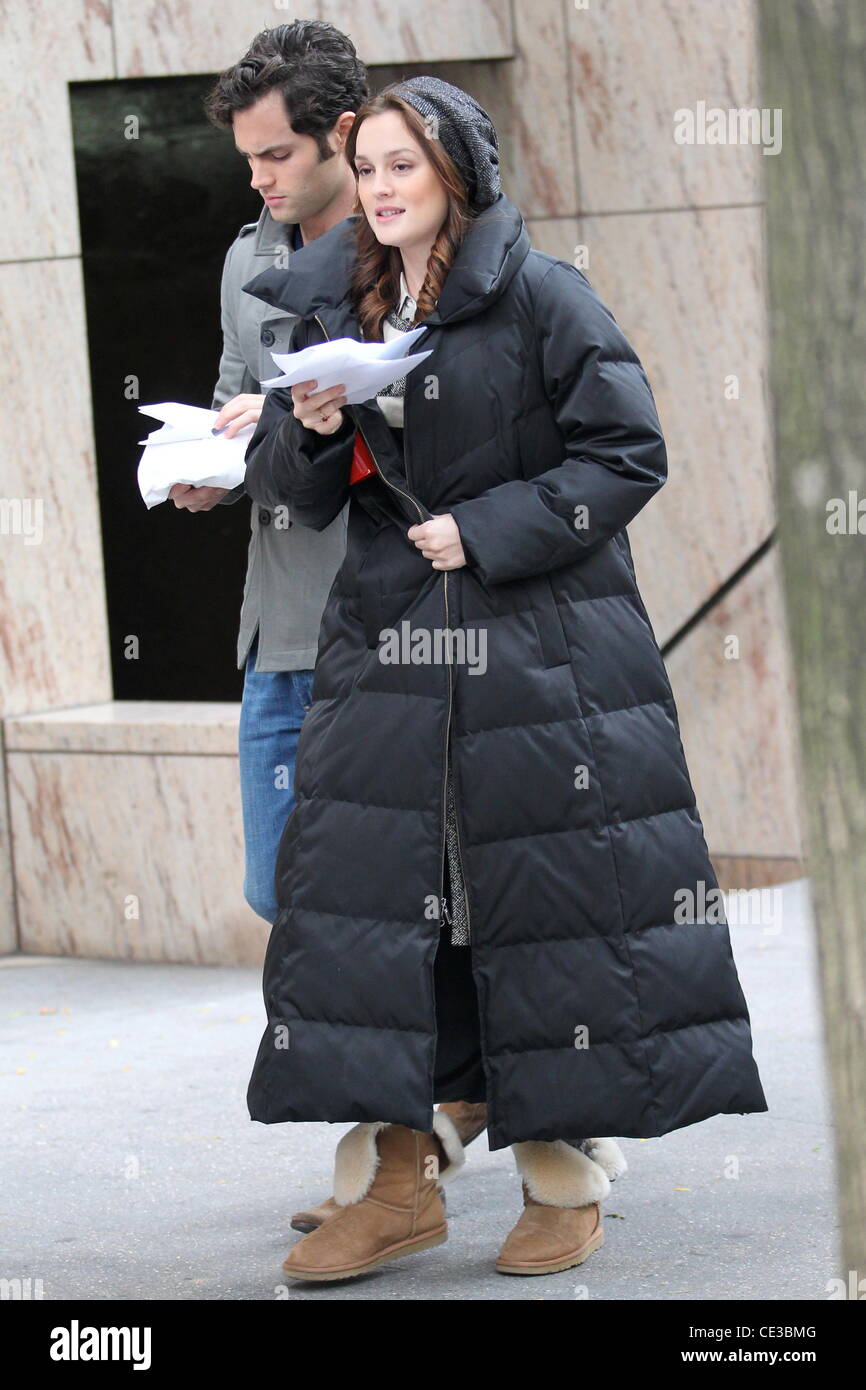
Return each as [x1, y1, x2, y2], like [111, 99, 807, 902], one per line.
[232, 89, 345, 224]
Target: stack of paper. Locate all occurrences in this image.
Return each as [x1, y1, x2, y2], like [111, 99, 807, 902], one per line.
[137, 330, 432, 509]
[137, 404, 254, 509]
[261, 325, 433, 403]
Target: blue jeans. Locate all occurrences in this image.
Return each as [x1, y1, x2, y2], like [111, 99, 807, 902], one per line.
[238, 630, 314, 924]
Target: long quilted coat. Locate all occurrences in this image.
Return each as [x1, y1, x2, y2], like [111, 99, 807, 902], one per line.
[241, 192, 768, 1151]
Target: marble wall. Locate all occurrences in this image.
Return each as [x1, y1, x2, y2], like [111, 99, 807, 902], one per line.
[0, 0, 804, 962]
[5, 703, 265, 965]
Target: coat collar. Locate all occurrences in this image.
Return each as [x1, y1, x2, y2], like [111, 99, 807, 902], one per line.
[249, 204, 293, 259]
[241, 192, 530, 330]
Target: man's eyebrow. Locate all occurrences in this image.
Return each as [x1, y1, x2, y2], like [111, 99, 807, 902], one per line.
[235, 143, 293, 157]
[352, 147, 416, 162]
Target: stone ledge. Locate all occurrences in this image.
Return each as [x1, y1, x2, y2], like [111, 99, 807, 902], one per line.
[4, 701, 240, 756]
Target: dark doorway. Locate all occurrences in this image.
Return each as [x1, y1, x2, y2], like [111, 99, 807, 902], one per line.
[71, 74, 257, 701]
[70, 61, 507, 702]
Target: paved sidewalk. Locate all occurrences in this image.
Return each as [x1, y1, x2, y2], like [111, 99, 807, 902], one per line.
[1, 878, 837, 1300]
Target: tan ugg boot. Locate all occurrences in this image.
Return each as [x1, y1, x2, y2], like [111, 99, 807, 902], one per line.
[289, 1106, 467, 1233]
[288, 1128, 626, 1233]
[437, 1099, 488, 1147]
[281, 1122, 449, 1281]
[495, 1140, 613, 1276]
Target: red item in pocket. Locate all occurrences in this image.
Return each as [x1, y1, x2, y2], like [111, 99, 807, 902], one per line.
[349, 430, 377, 485]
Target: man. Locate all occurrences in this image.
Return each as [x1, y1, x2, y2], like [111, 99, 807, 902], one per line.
[169, 22, 490, 1229]
[171, 21, 363, 924]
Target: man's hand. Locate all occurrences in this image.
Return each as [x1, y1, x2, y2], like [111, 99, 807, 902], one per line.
[169, 483, 230, 511]
[213, 393, 265, 438]
[407, 515, 466, 570]
[169, 393, 265, 510]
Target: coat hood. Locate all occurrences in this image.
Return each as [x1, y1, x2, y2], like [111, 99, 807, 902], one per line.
[241, 191, 531, 330]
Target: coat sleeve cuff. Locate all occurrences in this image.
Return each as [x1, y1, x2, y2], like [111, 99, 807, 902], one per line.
[455, 516, 480, 569]
[448, 495, 520, 584]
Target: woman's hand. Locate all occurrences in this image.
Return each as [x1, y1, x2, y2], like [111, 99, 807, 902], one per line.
[291, 379, 348, 435]
[407, 514, 466, 570]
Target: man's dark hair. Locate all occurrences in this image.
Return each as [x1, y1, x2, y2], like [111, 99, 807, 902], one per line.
[204, 21, 369, 160]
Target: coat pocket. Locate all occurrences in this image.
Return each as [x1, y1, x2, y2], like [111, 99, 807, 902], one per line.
[359, 572, 383, 649]
[354, 531, 386, 650]
[522, 572, 571, 668]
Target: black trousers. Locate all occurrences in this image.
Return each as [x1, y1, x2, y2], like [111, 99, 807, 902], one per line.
[432, 922, 486, 1104]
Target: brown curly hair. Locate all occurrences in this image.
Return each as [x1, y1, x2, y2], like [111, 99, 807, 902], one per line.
[344, 88, 475, 341]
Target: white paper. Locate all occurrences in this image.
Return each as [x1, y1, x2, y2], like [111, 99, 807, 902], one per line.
[261, 326, 433, 404]
[136, 403, 254, 509]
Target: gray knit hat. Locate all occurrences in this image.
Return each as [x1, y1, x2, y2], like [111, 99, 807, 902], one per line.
[387, 75, 501, 212]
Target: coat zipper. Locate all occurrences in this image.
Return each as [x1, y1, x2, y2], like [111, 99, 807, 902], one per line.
[400, 323, 433, 496]
[441, 569, 471, 943]
[394, 320, 467, 939]
[312, 313, 426, 523]
[313, 315, 465, 939]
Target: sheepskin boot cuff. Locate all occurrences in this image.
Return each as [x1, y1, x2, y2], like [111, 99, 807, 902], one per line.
[332, 1122, 389, 1207]
[431, 1109, 467, 1186]
[332, 1116, 466, 1207]
[511, 1139, 611, 1207]
[579, 1137, 628, 1182]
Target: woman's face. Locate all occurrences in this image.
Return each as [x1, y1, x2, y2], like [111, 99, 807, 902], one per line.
[352, 110, 449, 255]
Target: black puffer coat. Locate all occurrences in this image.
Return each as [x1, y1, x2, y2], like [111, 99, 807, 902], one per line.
[241, 193, 767, 1151]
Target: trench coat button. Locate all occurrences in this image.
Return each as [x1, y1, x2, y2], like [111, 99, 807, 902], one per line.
[260, 327, 276, 346]
[259, 509, 271, 525]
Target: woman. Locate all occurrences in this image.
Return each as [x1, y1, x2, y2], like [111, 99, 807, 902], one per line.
[241, 76, 767, 1281]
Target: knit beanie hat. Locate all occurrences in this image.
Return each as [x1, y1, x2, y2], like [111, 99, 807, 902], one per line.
[387, 75, 501, 213]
